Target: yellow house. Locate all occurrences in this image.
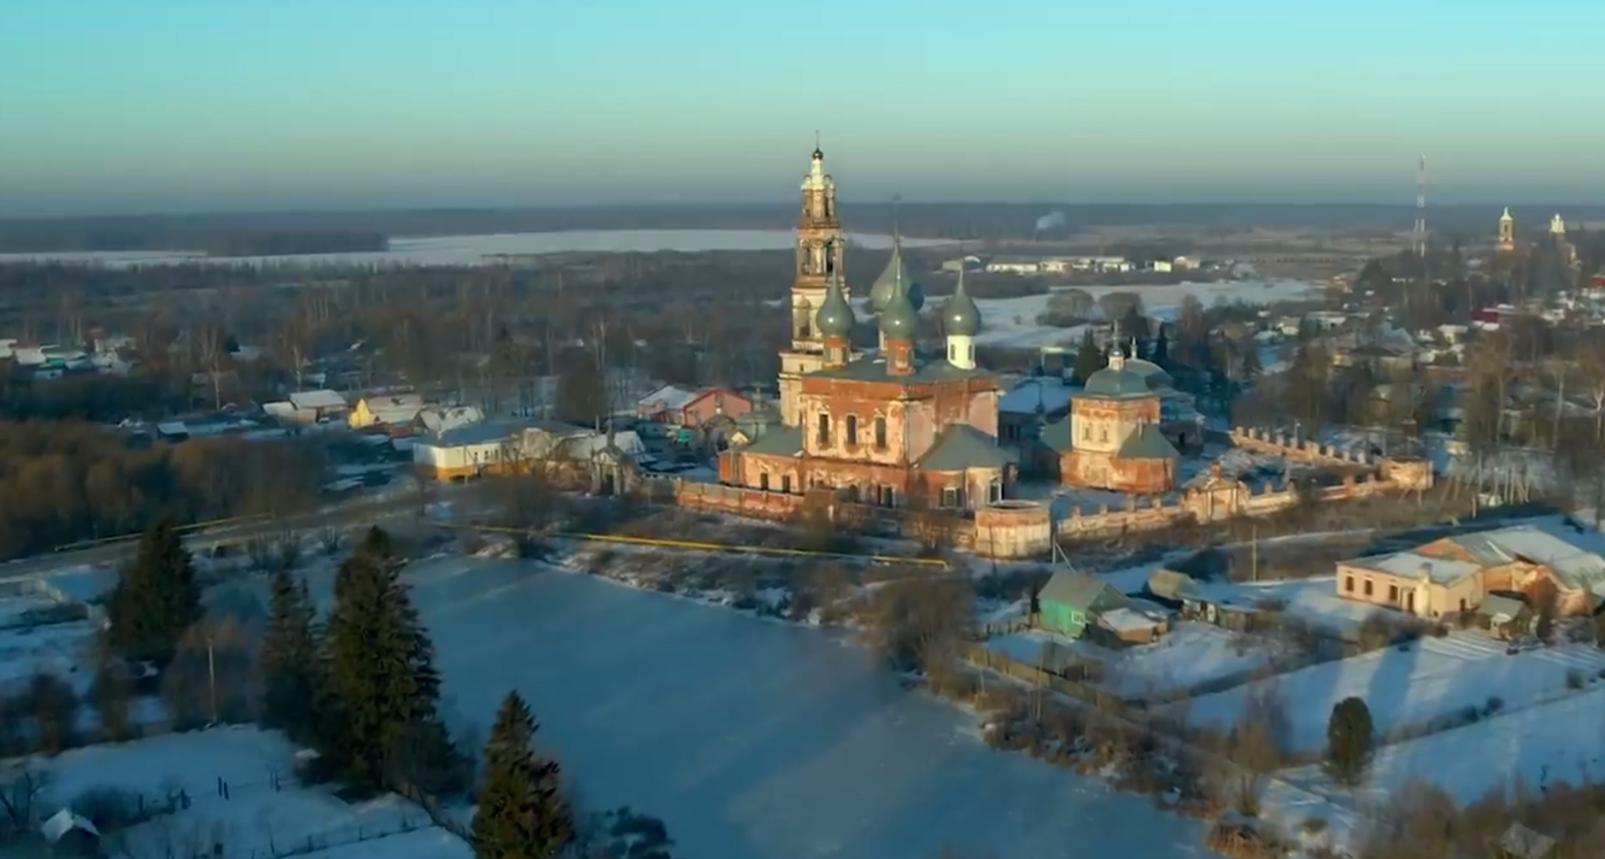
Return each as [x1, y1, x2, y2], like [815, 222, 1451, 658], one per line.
[348, 394, 425, 429]
[1335, 550, 1483, 618]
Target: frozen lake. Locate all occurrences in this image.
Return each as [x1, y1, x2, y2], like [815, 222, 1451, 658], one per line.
[0, 230, 951, 269]
[406, 558, 1207, 859]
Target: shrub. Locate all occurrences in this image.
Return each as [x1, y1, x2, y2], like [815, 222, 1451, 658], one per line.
[1324, 697, 1374, 787]
[1567, 669, 1586, 690]
[1483, 696, 1504, 717]
[71, 785, 148, 831]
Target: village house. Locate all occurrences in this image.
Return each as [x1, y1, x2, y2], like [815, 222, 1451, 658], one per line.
[635, 385, 753, 427]
[264, 389, 349, 424]
[1334, 522, 1605, 622]
[348, 393, 426, 430]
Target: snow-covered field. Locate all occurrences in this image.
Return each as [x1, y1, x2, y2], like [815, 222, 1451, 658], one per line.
[0, 230, 948, 270]
[988, 622, 1273, 700]
[35, 727, 466, 859]
[395, 557, 1210, 859]
[973, 279, 1321, 349]
[1183, 633, 1605, 751]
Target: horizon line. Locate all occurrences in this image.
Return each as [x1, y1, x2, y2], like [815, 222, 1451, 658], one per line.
[2, 200, 1595, 222]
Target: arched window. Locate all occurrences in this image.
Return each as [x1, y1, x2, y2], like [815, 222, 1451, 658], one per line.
[816, 412, 831, 446]
[845, 415, 858, 446]
[874, 416, 888, 449]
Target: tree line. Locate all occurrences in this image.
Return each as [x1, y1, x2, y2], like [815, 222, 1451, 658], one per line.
[0, 421, 323, 559]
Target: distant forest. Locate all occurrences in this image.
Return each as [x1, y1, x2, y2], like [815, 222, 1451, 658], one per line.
[4, 203, 1602, 253]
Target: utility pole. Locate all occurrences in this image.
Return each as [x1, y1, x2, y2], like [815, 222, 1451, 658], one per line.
[207, 632, 218, 726]
[1250, 522, 1259, 583]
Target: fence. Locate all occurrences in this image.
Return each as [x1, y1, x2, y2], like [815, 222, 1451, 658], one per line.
[232, 813, 437, 859]
[960, 642, 1125, 713]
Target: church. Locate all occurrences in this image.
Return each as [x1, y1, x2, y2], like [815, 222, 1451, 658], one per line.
[717, 145, 1182, 511]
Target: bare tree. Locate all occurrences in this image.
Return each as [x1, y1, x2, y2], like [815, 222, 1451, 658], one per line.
[0, 763, 52, 838]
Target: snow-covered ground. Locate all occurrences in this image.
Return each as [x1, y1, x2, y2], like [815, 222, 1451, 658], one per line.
[392, 557, 1210, 859]
[973, 279, 1321, 349]
[34, 727, 464, 859]
[1182, 632, 1605, 751]
[987, 622, 1273, 700]
[0, 230, 948, 270]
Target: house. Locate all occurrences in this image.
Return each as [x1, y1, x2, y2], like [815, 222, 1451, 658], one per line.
[289, 389, 348, 419]
[413, 421, 528, 481]
[1037, 571, 1132, 638]
[636, 385, 753, 427]
[348, 394, 425, 429]
[417, 405, 484, 437]
[1335, 550, 1483, 618]
[265, 389, 349, 424]
[636, 385, 697, 422]
[1334, 522, 1605, 621]
[1095, 606, 1169, 645]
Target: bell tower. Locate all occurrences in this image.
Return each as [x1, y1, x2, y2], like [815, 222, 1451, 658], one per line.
[790, 141, 846, 351]
[778, 140, 852, 426]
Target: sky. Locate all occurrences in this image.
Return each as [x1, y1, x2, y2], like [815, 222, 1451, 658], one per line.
[1, 0, 1602, 216]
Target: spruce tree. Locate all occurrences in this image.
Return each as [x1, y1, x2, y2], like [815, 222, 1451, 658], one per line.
[473, 691, 573, 859]
[324, 549, 454, 793]
[258, 566, 321, 742]
[106, 518, 201, 666]
[1073, 328, 1105, 384]
[1239, 344, 1263, 382]
[1325, 696, 1375, 787]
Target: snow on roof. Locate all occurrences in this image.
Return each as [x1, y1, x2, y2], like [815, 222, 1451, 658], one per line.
[289, 389, 347, 410]
[999, 377, 1074, 415]
[1456, 523, 1605, 594]
[638, 385, 697, 411]
[42, 808, 100, 843]
[1098, 607, 1163, 634]
[1351, 550, 1480, 584]
[419, 405, 483, 436]
[156, 421, 188, 436]
[560, 430, 646, 460]
[362, 394, 425, 422]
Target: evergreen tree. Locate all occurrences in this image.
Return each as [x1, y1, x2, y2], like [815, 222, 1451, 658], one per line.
[1238, 344, 1263, 383]
[324, 549, 455, 793]
[1325, 696, 1374, 787]
[258, 566, 321, 743]
[106, 518, 201, 666]
[1151, 326, 1170, 368]
[473, 691, 573, 859]
[1073, 329, 1105, 384]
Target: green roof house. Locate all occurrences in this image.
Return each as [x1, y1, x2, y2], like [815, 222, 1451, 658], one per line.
[1037, 571, 1132, 638]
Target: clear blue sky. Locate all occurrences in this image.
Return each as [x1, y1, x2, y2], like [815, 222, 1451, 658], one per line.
[1, 0, 1601, 216]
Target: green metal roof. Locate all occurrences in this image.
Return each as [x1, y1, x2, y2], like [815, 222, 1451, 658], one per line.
[741, 426, 802, 457]
[1081, 366, 1152, 398]
[1038, 571, 1130, 613]
[806, 354, 994, 384]
[1039, 417, 1073, 453]
[1118, 423, 1180, 460]
[915, 424, 1013, 472]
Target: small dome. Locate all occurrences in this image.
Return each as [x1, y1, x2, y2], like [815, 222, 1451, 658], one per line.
[1122, 357, 1172, 389]
[878, 271, 919, 340]
[1082, 366, 1152, 397]
[814, 274, 855, 338]
[869, 237, 925, 314]
[943, 269, 981, 337]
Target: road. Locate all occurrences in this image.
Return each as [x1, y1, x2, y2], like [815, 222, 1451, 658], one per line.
[0, 482, 486, 586]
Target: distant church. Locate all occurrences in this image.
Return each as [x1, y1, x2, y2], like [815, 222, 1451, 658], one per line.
[717, 145, 1184, 510]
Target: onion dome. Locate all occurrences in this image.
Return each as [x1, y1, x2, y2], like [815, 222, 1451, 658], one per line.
[869, 234, 925, 314]
[943, 268, 981, 337]
[814, 272, 855, 338]
[878, 268, 919, 340]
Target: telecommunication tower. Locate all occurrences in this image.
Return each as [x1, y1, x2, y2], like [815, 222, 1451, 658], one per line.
[1413, 155, 1428, 258]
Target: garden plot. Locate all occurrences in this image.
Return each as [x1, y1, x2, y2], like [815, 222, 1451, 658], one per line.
[1182, 632, 1605, 751]
[986, 622, 1275, 700]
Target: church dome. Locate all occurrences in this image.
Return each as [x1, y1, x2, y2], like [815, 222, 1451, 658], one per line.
[869, 238, 925, 314]
[1083, 366, 1152, 397]
[1122, 358, 1172, 389]
[878, 271, 919, 340]
[814, 274, 855, 338]
[943, 269, 981, 337]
